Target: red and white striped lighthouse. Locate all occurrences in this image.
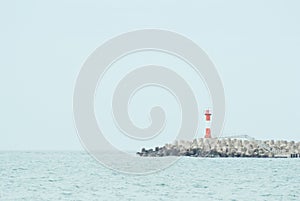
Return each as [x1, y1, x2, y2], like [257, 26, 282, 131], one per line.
[204, 109, 212, 138]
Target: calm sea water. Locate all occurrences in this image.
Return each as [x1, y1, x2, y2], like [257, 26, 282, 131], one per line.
[1, 152, 299, 201]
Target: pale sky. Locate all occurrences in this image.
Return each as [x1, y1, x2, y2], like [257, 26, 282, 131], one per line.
[1, 0, 300, 150]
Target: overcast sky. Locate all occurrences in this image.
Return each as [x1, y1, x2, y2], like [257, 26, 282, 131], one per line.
[1, 0, 300, 150]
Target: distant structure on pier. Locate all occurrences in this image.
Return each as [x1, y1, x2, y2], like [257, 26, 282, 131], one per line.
[204, 109, 212, 138]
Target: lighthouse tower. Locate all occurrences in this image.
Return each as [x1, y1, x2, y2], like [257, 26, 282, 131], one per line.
[204, 109, 212, 138]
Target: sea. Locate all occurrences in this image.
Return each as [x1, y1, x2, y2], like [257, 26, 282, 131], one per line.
[1, 152, 299, 201]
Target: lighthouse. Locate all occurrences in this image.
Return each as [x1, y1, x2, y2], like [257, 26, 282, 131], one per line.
[204, 109, 212, 138]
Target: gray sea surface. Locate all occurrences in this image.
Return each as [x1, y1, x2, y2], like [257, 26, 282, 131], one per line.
[1, 152, 299, 201]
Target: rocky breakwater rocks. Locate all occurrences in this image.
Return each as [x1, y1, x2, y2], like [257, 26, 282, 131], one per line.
[137, 138, 300, 158]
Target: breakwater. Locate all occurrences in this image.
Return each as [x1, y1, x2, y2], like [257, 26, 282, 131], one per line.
[137, 138, 300, 158]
